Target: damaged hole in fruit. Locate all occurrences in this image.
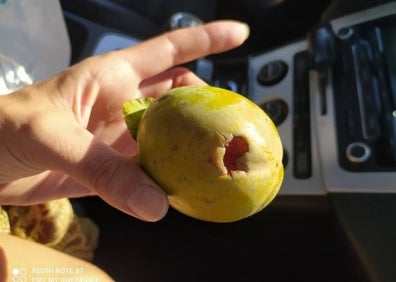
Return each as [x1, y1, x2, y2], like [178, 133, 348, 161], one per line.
[223, 136, 249, 174]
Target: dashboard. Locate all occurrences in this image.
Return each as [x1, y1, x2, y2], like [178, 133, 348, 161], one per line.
[249, 2, 396, 194]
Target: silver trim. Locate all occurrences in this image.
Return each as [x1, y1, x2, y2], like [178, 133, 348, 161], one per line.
[330, 2, 396, 33]
[346, 142, 371, 163]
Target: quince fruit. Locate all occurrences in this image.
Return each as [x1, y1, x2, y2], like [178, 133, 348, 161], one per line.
[123, 85, 283, 222]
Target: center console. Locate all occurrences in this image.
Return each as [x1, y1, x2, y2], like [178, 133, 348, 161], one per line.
[248, 2, 396, 194]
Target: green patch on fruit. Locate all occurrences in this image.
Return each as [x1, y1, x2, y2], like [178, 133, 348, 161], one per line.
[122, 97, 154, 139]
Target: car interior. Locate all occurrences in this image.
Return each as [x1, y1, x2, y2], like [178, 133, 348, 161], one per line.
[59, 0, 396, 281]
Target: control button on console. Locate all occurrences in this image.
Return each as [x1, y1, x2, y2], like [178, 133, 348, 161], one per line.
[346, 142, 371, 163]
[257, 60, 288, 86]
[259, 99, 289, 126]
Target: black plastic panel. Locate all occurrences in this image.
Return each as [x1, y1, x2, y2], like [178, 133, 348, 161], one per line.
[331, 14, 396, 172]
[293, 51, 312, 179]
[75, 196, 364, 282]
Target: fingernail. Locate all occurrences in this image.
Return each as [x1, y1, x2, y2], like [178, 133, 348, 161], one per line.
[241, 23, 250, 40]
[127, 184, 169, 221]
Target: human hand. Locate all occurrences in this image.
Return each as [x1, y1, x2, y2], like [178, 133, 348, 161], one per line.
[0, 21, 249, 221]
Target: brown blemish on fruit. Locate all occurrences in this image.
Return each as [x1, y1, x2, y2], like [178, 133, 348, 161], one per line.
[212, 133, 249, 176]
[224, 136, 249, 174]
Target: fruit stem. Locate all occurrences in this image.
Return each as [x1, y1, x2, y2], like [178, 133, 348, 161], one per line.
[122, 97, 154, 139]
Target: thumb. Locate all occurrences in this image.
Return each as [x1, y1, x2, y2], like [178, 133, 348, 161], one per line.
[54, 127, 169, 222]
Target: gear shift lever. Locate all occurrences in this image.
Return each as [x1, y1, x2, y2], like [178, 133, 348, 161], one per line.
[166, 12, 203, 30]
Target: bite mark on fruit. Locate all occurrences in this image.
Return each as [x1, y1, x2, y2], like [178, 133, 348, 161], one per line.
[223, 136, 249, 175]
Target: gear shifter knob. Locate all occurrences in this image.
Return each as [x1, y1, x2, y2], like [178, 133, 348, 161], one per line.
[167, 12, 203, 30]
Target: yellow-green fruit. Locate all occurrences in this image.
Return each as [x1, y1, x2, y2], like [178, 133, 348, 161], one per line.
[123, 85, 284, 223]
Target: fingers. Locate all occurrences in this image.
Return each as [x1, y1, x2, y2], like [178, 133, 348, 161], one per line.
[120, 20, 249, 81]
[14, 102, 169, 221]
[138, 67, 206, 98]
[67, 136, 169, 222]
[61, 20, 248, 108]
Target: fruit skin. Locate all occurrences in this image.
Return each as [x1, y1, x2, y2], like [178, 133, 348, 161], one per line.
[133, 85, 283, 223]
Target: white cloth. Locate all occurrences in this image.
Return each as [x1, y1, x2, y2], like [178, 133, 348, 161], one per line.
[0, 0, 70, 94]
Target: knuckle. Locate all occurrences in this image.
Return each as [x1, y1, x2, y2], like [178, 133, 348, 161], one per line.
[85, 153, 122, 192]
